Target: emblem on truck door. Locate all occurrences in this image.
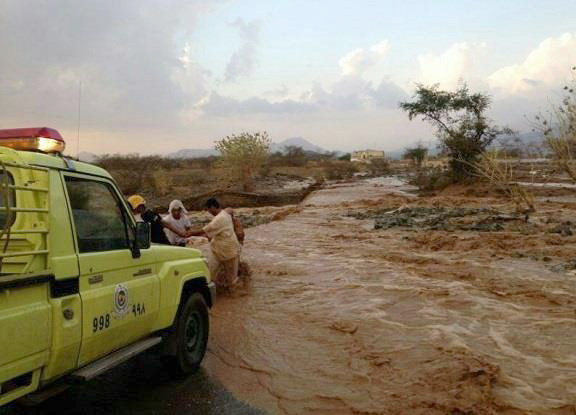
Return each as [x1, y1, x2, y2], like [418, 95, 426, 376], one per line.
[113, 284, 130, 318]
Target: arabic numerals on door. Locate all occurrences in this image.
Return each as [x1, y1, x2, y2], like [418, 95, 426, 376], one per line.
[92, 313, 110, 332]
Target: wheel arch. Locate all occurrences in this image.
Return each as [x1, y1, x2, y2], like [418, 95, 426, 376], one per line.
[179, 276, 213, 310]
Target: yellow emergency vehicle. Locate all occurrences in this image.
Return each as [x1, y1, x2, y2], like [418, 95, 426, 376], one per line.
[0, 127, 215, 408]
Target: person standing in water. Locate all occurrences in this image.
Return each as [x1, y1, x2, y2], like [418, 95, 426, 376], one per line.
[189, 198, 241, 288]
[225, 207, 245, 245]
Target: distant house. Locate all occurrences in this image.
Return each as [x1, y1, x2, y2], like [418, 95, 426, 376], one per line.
[350, 150, 385, 162]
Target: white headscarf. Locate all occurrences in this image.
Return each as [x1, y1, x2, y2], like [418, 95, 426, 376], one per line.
[164, 199, 191, 245]
[168, 199, 187, 215]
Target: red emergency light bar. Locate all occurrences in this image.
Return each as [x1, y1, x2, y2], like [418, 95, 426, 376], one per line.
[0, 127, 65, 154]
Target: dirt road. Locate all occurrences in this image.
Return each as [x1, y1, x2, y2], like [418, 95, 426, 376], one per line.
[206, 178, 576, 415]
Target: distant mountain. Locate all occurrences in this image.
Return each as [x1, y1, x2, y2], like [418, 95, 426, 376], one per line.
[168, 137, 336, 159]
[167, 148, 218, 159]
[385, 130, 545, 160]
[515, 130, 543, 144]
[271, 137, 330, 154]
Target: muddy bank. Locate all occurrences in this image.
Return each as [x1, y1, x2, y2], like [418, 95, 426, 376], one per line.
[151, 177, 321, 212]
[206, 177, 576, 415]
[182, 188, 307, 211]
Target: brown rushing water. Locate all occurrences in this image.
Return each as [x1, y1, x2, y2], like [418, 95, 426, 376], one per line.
[204, 178, 576, 415]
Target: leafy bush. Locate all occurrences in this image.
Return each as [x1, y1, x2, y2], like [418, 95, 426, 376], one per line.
[215, 131, 271, 192]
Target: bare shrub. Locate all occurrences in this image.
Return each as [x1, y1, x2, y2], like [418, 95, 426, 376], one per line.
[472, 152, 536, 213]
[534, 67, 576, 182]
[97, 154, 157, 191]
[152, 170, 171, 196]
[403, 145, 428, 169]
[176, 170, 208, 187]
[366, 158, 391, 176]
[322, 160, 358, 180]
[409, 167, 451, 193]
[113, 173, 142, 195]
[546, 136, 576, 182]
[259, 162, 272, 177]
[96, 154, 215, 198]
[282, 146, 308, 167]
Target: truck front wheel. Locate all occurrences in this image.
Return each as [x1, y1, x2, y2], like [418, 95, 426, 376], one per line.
[166, 293, 209, 375]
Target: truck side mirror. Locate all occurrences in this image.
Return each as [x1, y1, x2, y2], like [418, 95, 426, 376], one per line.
[135, 222, 151, 250]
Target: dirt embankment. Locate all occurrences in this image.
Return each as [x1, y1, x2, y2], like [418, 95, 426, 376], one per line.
[182, 179, 321, 212]
[205, 177, 576, 415]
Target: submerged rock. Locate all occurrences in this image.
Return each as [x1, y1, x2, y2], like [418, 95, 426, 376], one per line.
[550, 258, 576, 273]
[551, 221, 574, 237]
[348, 206, 514, 232]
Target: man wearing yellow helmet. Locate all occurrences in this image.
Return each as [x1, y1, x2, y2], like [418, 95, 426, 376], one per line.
[127, 195, 188, 245]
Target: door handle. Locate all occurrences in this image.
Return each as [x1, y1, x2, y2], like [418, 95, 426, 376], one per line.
[88, 274, 103, 284]
[133, 268, 152, 277]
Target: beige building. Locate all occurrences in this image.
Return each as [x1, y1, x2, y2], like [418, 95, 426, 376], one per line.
[351, 150, 385, 162]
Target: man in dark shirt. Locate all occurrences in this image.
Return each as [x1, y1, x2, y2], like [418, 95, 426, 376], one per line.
[127, 195, 187, 245]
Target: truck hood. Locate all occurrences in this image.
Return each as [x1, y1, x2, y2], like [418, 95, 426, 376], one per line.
[150, 244, 203, 262]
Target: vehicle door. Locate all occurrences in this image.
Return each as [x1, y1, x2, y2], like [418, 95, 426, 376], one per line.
[63, 173, 159, 366]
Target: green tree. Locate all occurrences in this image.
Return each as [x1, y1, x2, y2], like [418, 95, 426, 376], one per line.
[403, 145, 428, 169]
[400, 84, 513, 180]
[215, 131, 271, 192]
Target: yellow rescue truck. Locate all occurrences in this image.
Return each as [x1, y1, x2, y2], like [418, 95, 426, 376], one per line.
[0, 127, 215, 408]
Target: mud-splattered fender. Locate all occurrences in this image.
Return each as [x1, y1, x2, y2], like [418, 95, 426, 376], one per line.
[151, 254, 213, 332]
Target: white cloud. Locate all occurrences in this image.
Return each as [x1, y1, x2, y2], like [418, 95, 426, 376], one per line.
[488, 32, 576, 95]
[224, 18, 261, 82]
[171, 43, 211, 99]
[199, 76, 407, 117]
[0, 0, 219, 131]
[200, 38, 406, 117]
[418, 42, 486, 89]
[339, 40, 389, 76]
[197, 93, 314, 116]
[263, 84, 289, 99]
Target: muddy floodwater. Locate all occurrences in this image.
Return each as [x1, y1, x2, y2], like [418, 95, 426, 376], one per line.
[206, 177, 576, 415]
[15, 177, 576, 415]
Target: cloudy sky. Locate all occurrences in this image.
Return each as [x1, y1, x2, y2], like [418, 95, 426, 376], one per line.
[1, 0, 575, 156]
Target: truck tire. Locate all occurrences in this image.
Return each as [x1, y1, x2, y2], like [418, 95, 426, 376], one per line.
[166, 293, 209, 376]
